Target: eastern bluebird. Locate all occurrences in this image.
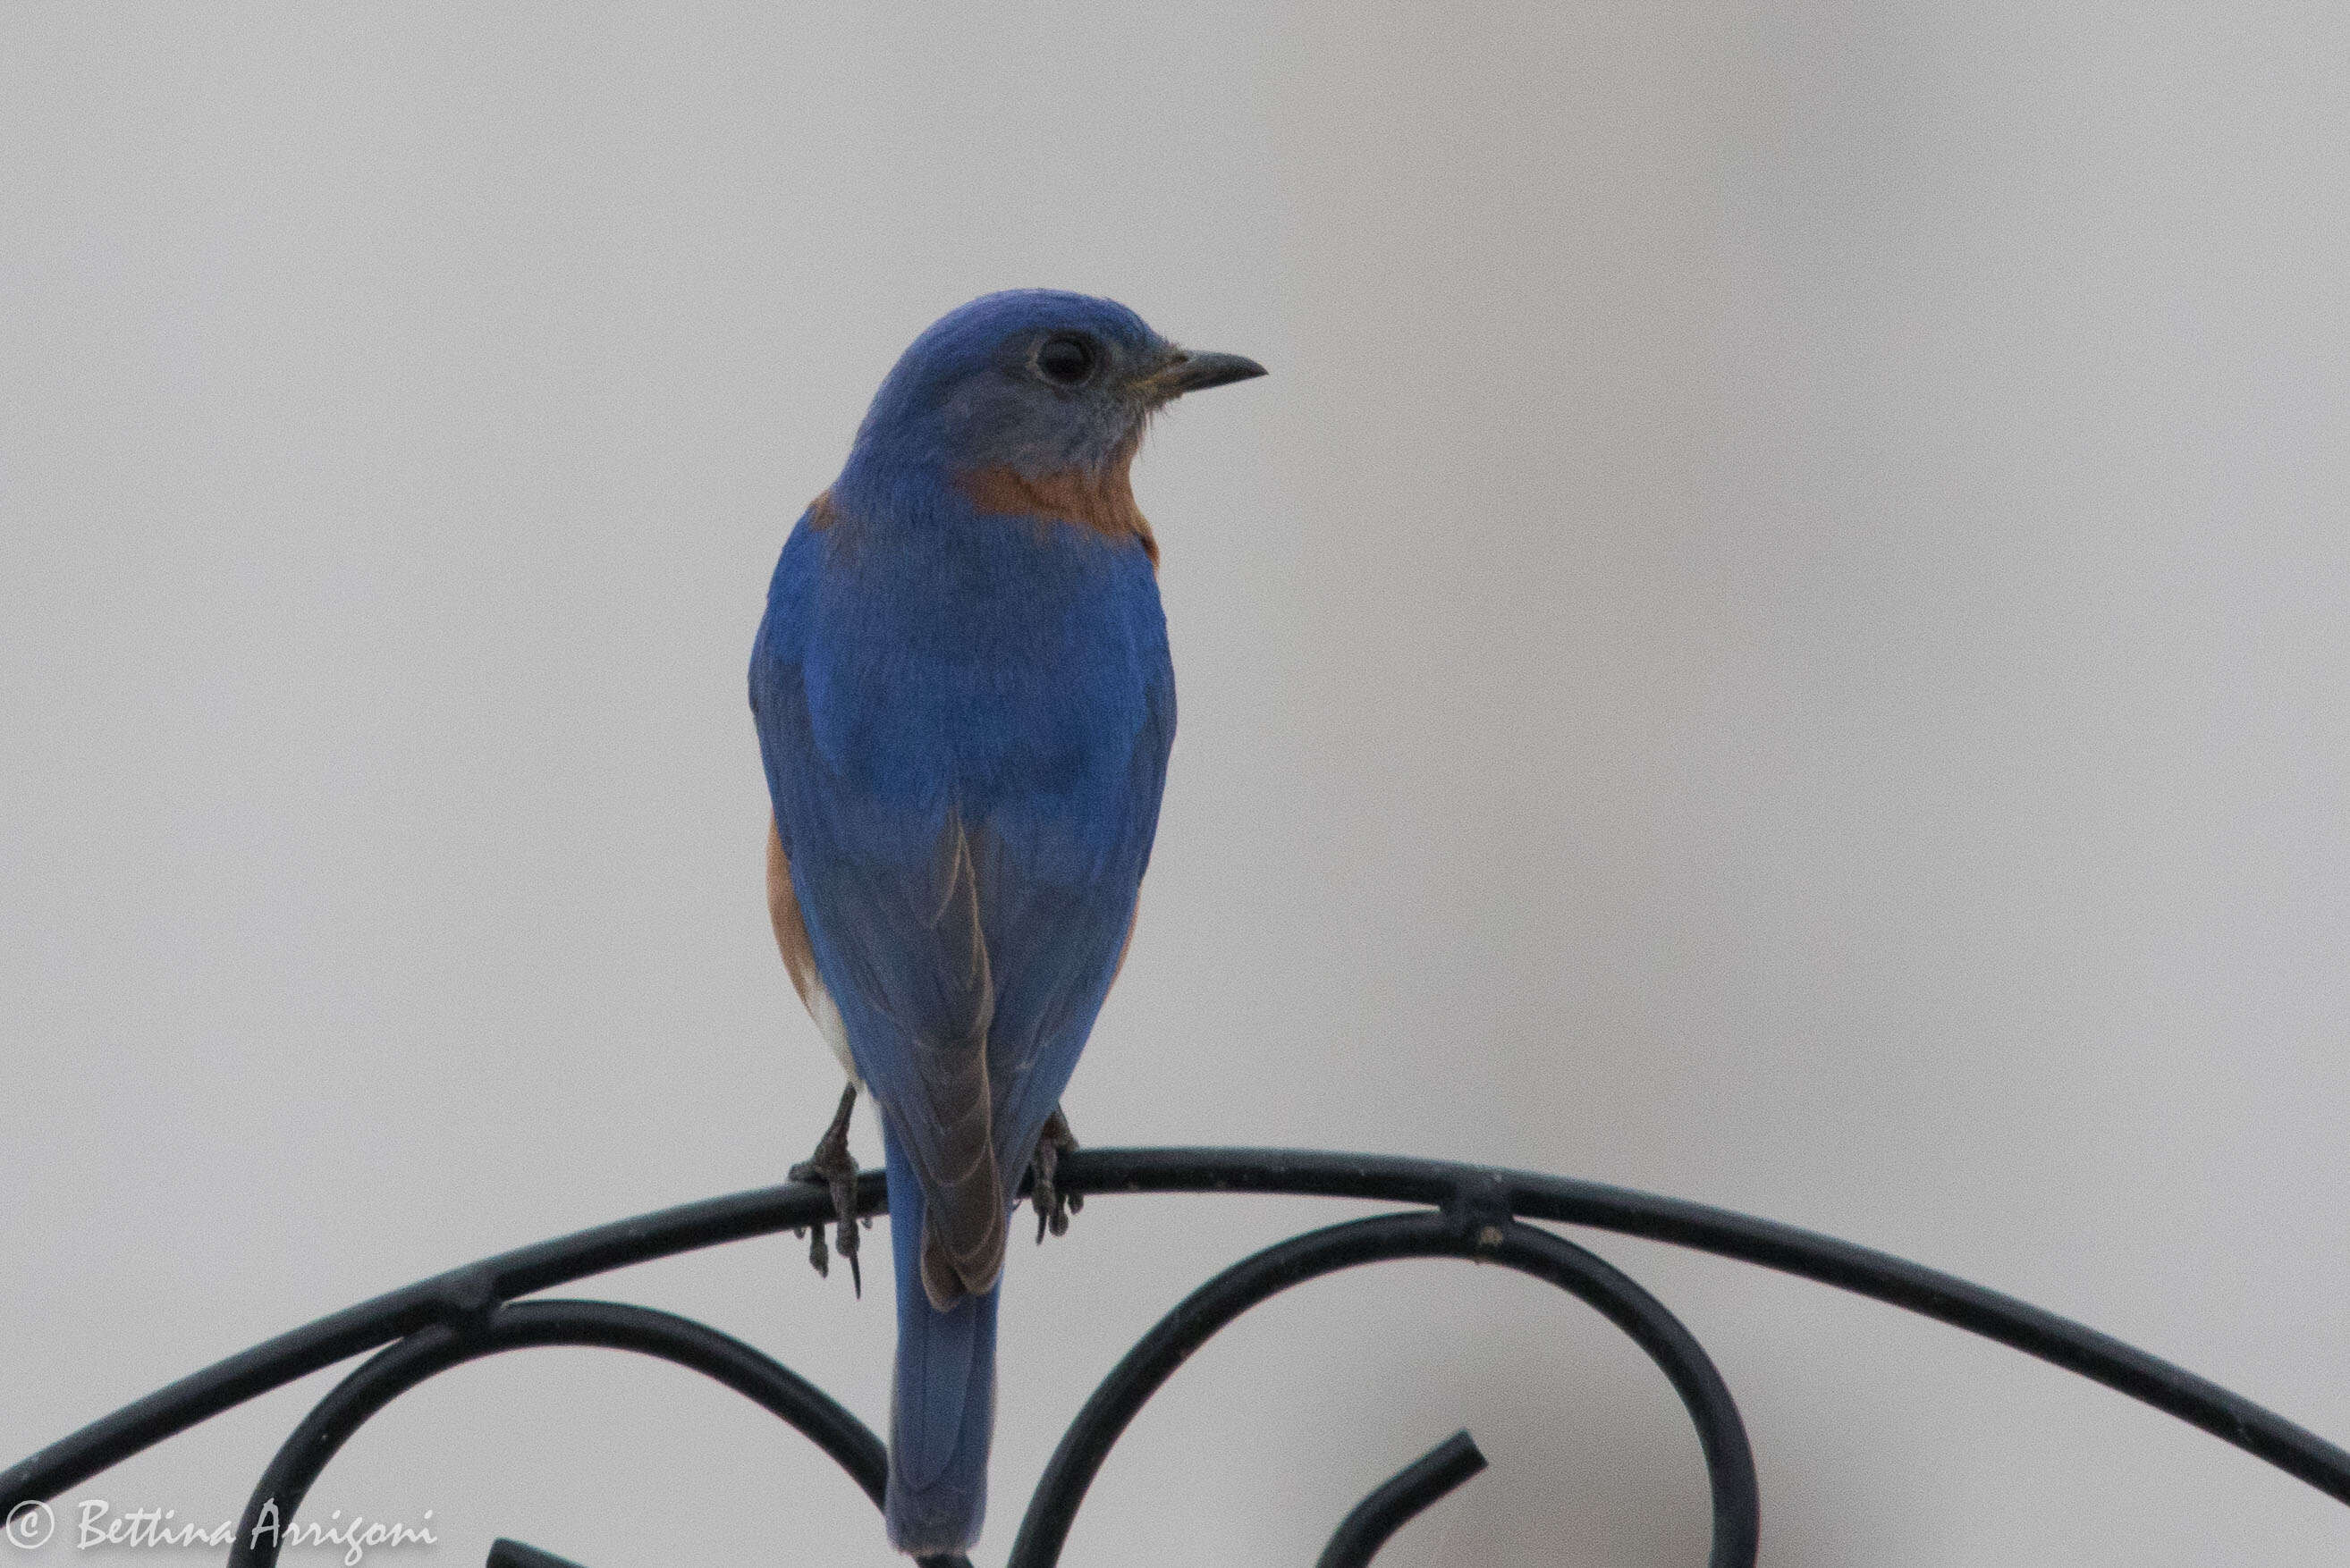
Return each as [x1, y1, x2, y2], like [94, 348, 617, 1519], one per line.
[748, 291, 1263, 1554]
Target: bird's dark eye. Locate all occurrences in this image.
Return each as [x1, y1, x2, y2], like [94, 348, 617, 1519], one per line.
[1035, 334, 1096, 387]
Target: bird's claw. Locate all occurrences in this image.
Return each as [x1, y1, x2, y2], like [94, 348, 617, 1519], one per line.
[790, 1083, 863, 1297]
[1029, 1108, 1083, 1244]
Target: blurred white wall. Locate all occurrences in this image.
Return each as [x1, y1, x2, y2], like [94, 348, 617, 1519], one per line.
[5, 4, 2348, 1564]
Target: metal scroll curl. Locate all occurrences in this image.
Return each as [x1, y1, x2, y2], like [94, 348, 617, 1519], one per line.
[6, 1147, 2349, 1567]
[217, 1213, 1751, 1568]
[1008, 1205, 1757, 1568]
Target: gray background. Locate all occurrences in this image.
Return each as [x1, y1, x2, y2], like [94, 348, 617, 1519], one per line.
[5, 4, 2347, 1564]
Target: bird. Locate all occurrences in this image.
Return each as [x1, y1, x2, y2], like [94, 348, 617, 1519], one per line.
[748, 290, 1264, 1555]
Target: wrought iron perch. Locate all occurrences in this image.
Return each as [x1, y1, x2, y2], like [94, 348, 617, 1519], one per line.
[7, 1148, 2348, 1567]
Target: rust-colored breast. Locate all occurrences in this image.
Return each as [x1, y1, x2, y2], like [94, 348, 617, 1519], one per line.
[955, 462, 1160, 569]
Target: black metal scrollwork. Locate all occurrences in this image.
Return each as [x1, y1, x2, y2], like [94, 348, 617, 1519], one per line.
[6, 1148, 2347, 1566]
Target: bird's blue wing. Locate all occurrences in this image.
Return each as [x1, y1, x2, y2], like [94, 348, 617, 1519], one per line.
[976, 659, 1172, 1193]
[750, 508, 1173, 1298]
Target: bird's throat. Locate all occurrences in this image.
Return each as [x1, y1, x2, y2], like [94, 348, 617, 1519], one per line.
[953, 452, 1159, 569]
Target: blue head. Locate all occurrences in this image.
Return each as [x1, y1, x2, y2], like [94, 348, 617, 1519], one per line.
[836, 291, 1264, 510]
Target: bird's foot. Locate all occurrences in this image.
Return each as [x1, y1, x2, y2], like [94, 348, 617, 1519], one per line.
[1029, 1107, 1085, 1244]
[789, 1082, 862, 1296]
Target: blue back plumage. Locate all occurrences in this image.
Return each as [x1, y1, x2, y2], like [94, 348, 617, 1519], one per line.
[749, 290, 1264, 1555]
[756, 493, 1174, 1188]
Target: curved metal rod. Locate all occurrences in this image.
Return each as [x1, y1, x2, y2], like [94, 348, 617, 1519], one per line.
[2, 1175, 867, 1510]
[1064, 1152, 2350, 1506]
[487, 1542, 591, 1568]
[1314, 1429, 1487, 1568]
[1005, 1210, 1760, 1568]
[222, 1300, 890, 1568]
[9, 1147, 2348, 1516]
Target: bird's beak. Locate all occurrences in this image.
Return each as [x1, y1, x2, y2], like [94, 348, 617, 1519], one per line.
[1132, 348, 1268, 404]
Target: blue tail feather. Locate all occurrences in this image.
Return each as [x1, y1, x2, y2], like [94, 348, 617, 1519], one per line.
[882, 1124, 999, 1554]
